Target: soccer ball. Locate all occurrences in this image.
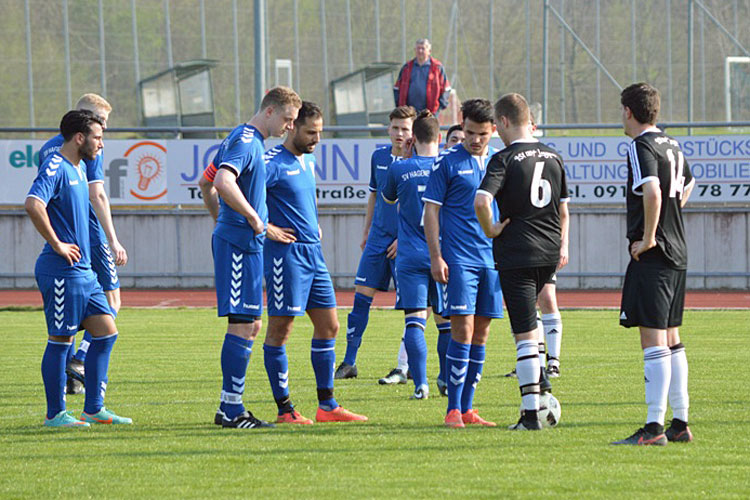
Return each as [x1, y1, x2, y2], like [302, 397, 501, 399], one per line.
[520, 393, 561, 428]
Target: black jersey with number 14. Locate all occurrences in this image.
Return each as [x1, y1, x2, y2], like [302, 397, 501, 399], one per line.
[625, 129, 694, 269]
[478, 140, 569, 271]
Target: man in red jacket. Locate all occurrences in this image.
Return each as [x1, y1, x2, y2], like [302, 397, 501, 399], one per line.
[393, 39, 451, 115]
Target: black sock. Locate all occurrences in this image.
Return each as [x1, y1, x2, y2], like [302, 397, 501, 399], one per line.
[670, 418, 688, 431]
[275, 396, 293, 414]
[645, 422, 664, 435]
[523, 410, 538, 422]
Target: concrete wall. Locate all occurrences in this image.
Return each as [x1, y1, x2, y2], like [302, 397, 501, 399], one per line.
[2, 207, 748, 290]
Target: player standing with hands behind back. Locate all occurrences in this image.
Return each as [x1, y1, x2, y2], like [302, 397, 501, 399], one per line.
[475, 93, 569, 430]
[613, 83, 694, 445]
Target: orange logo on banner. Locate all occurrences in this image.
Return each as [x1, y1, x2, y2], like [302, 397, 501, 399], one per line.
[125, 141, 167, 200]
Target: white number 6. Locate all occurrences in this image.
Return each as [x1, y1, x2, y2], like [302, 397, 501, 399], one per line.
[530, 161, 552, 208]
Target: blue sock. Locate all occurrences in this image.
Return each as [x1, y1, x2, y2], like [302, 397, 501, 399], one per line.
[219, 333, 253, 420]
[446, 339, 470, 412]
[83, 333, 118, 415]
[403, 316, 428, 388]
[65, 340, 75, 368]
[263, 344, 290, 405]
[311, 338, 338, 410]
[72, 331, 93, 362]
[436, 322, 451, 383]
[343, 293, 373, 366]
[42, 340, 70, 419]
[461, 344, 486, 412]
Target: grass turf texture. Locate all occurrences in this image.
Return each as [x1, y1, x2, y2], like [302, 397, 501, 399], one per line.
[1, 308, 749, 498]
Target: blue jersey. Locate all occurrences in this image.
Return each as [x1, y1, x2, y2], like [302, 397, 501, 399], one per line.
[27, 153, 92, 277]
[213, 124, 268, 252]
[39, 134, 107, 248]
[422, 143, 498, 268]
[368, 146, 401, 241]
[382, 155, 434, 268]
[264, 145, 320, 244]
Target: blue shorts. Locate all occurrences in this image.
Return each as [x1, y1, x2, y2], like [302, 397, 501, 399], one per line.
[212, 234, 263, 319]
[91, 241, 120, 292]
[355, 234, 397, 292]
[264, 241, 337, 316]
[396, 263, 446, 315]
[445, 265, 503, 318]
[36, 271, 113, 336]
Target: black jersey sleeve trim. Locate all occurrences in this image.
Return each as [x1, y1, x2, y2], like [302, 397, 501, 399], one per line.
[218, 162, 240, 177]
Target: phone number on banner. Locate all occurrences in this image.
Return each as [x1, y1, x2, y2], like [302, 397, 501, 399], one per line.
[565, 182, 750, 203]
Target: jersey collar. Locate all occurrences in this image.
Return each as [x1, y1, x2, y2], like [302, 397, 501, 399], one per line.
[636, 126, 661, 137]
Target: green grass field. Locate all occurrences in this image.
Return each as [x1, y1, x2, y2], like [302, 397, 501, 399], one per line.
[1, 307, 749, 498]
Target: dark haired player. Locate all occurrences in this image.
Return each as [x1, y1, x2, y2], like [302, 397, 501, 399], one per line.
[38, 94, 126, 395]
[26, 110, 132, 427]
[261, 102, 367, 424]
[612, 83, 694, 445]
[475, 93, 569, 431]
[424, 99, 502, 428]
[444, 124, 464, 150]
[382, 110, 449, 400]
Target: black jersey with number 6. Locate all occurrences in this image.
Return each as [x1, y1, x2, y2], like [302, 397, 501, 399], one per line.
[625, 130, 694, 270]
[478, 140, 569, 270]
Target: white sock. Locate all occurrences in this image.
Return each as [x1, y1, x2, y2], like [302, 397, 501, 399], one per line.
[537, 317, 546, 369]
[542, 312, 562, 368]
[643, 346, 671, 425]
[516, 339, 540, 411]
[669, 343, 689, 423]
[397, 338, 408, 372]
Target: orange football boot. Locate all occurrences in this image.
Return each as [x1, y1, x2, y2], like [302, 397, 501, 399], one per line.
[462, 409, 497, 427]
[315, 406, 368, 422]
[444, 409, 465, 428]
[276, 410, 313, 425]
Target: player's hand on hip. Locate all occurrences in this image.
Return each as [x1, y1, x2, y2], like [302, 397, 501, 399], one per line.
[247, 214, 265, 235]
[630, 239, 656, 261]
[112, 240, 128, 266]
[53, 242, 81, 266]
[266, 224, 297, 244]
[431, 257, 449, 284]
[489, 218, 511, 238]
[386, 239, 398, 259]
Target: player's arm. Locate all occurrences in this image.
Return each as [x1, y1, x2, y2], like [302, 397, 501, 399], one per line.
[681, 179, 695, 207]
[474, 192, 509, 238]
[213, 167, 264, 234]
[199, 164, 220, 222]
[681, 161, 695, 208]
[423, 202, 448, 283]
[558, 201, 570, 269]
[24, 197, 81, 265]
[89, 182, 127, 266]
[361, 191, 376, 250]
[475, 154, 509, 238]
[631, 180, 661, 261]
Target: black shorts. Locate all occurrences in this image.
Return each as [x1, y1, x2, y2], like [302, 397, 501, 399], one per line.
[546, 272, 557, 286]
[619, 259, 686, 329]
[499, 265, 557, 334]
